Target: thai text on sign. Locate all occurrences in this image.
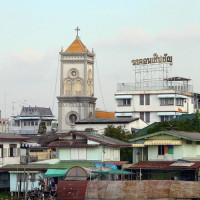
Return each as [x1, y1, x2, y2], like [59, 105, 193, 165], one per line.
[132, 53, 173, 65]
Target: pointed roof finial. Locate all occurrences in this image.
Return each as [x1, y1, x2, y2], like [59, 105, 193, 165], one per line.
[75, 26, 80, 38]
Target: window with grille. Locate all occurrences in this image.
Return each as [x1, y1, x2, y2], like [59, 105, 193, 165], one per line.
[161, 116, 174, 122]
[145, 94, 150, 105]
[140, 95, 144, 105]
[145, 112, 150, 123]
[160, 98, 174, 105]
[176, 98, 184, 106]
[140, 112, 144, 121]
[117, 99, 131, 106]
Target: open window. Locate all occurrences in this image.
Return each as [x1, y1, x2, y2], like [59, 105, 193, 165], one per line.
[9, 144, 17, 157]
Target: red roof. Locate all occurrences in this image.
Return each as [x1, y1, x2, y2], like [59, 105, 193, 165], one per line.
[129, 161, 200, 170]
[104, 161, 128, 166]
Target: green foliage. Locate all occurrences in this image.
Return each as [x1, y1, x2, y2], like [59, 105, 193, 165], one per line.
[146, 111, 200, 134]
[38, 121, 47, 135]
[0, 191, 10, 198]
[104, 125, 134, 163]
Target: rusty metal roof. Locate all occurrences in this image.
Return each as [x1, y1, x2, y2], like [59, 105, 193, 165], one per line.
[103, 161, 128, 166]
[128, 161, 200, 170]
[57, 180, 200, 199]
[57, 180, 88, 200]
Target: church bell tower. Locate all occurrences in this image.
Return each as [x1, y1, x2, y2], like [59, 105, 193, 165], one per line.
[57, 27, 97, 131]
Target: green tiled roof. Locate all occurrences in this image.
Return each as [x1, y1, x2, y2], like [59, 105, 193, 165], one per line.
[1, 164, 50, 170]
[132, 122, 158, 138]
[49, 162, 94, 169]
[1, 162, 94, 171]
[174, 113, 199, 120]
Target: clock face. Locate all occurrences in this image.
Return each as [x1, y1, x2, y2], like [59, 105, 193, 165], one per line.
[66, 111, 79, 125]
[69, 68, 78, 78]
[69, 114, 77, 123]
[71, 71, 76, 76]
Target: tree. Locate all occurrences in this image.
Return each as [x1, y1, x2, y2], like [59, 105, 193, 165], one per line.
[146, 111, 200, 134]
[38, 121, 47, 135]
[104, 125, 134, 163]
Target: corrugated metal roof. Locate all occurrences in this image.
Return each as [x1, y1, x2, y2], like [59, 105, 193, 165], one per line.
[128, 161, 200, 170]
[130, 130, 200, 142]
[57, 180, 200, 199]
[95, 111, 115, 119]
[75, 117, 139, 124]
[49, 131, 131, 147]
[0, 162, 94, 171]
[0, 133, 28, 141]
[103, 161, 128, 166]
[48, 142, 99, 148]
[57, 180, 88, 200]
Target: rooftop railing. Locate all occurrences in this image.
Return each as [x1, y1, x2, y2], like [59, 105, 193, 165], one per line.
[117, 83, 193, 93]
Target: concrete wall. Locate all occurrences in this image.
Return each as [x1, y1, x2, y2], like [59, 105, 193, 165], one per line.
[75, 119, 147, 135]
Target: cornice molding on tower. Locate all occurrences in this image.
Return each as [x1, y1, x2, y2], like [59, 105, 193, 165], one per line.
[57, 96, 97, 103]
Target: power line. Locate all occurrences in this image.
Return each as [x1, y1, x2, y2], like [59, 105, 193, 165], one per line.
[52, 53, 60, 114]
[95, 56, 109, 118]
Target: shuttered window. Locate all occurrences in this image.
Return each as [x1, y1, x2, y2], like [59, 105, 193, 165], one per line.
[104, 148, 111, 160]
[71, 148, 79, 160]
[78, 148, 86, 160]
[113, 149, 119, 160]
[71, 148, 86, 160]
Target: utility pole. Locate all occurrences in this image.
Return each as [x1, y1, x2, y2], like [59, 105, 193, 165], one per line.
[24, 173, 29, 200]
[140, 168, 142, 181]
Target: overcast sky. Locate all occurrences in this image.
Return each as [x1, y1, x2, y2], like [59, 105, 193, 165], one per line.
[0, 0, 200, 118]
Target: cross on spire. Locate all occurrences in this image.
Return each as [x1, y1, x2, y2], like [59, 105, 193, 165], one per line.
[75, 26, 80, 37]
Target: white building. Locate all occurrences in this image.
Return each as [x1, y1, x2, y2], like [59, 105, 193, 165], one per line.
[114, 54, 200, 124]
[115, 77, 199, 124]
[10, 106, 55, 134]
[0, 133, 28, 167]
[75, 118, 147, 134]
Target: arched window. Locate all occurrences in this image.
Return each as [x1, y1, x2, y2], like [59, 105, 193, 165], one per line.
[75, 80, 82, 95]
[66, 80, 72, 95]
